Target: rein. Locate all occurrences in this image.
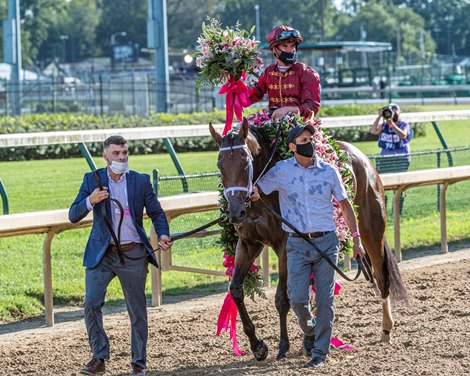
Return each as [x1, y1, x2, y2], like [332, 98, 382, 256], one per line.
[93, 170, 126, 265]
[258, 196, 373, 282]
[93, 170, 224, 263]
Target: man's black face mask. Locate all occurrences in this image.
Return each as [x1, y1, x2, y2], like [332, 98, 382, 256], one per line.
[392, 113, 399, 122]
[295, 141, 314, 158]
[278, 50, 297, 65]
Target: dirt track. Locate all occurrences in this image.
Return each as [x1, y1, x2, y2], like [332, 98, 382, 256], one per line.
[1, 251, 469, 376]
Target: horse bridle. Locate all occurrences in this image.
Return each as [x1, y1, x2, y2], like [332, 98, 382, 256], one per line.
[219, 144, 254, 201]
[219, 124, 282, 206]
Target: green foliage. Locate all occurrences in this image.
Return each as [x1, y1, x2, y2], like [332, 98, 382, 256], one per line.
[0, 105, 426, 161]
[12, 0, 470, 68]
[334, 2, 435, 62]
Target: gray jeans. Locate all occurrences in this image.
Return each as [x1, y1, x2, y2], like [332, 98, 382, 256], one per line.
[286, 231, 339, 360]
[84, 243, 149, 368]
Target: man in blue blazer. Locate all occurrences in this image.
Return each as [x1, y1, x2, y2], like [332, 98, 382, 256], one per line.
[69, 135, 172, 375]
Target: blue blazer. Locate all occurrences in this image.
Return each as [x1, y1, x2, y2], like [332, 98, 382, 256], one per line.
[69, 168, 169, 269]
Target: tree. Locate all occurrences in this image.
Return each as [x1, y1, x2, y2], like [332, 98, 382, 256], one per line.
[19, 0, 69, 66]
[390, 0, 470, 56]
[216, 0, 337, 44]
[95, 0, 147, 57]
[36, 0, 101, 64]
[334, 2, 435, 64]
[166, 0, 220, 49]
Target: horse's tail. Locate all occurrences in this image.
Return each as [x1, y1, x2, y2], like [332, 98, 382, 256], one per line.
[383, 238, 409, 304]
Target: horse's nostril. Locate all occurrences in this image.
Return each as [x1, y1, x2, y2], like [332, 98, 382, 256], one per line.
[240, 210, 246, 218]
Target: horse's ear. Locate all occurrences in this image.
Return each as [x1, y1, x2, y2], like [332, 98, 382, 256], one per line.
[209, 122, 222, 146]
[239, 118, 249, 141]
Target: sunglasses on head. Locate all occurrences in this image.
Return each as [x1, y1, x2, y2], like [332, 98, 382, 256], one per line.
[277, 29, 301, 41]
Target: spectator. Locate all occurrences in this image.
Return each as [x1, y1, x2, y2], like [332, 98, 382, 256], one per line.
[371, 103, 413, 212]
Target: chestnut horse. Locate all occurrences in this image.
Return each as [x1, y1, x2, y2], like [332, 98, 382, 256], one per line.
[209, 119, 408, 361]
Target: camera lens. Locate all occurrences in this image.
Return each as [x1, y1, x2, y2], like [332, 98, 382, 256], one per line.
[382, 108, 392, 119]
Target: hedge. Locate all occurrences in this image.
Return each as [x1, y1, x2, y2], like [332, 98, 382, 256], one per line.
[0, 105, 425, 161]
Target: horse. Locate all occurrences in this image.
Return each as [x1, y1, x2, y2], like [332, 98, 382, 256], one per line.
[209, 118, 408, 361]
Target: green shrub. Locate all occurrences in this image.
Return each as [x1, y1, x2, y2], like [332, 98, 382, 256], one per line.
[0, 106, 425, 160]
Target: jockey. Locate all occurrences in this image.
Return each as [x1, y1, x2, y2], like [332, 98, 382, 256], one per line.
[248, 25, 321, 120]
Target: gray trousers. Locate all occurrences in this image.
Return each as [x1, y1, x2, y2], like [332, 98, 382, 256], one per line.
[286, 231, 339, 360]
[84, 243, 149, 369]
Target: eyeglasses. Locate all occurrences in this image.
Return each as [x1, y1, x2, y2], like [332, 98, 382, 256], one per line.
[277, 29, 301, 42]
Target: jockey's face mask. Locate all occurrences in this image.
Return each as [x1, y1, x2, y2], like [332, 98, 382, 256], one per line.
[277, 49, 297, 65]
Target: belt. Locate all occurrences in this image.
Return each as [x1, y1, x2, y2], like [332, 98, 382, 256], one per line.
[107, 242, 141, 253]
[289, 231, 332, 239]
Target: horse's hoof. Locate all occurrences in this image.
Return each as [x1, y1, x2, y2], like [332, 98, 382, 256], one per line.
[276, 342, 289, 361]
[381, 330, 391, 343]
[253, 340, 268, 361]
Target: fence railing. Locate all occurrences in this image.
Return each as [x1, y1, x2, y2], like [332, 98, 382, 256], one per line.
[2, 166, 469, 326]
[3, 75, 470, 116]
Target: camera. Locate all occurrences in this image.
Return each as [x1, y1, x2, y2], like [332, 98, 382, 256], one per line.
[381, 106, 393, 119]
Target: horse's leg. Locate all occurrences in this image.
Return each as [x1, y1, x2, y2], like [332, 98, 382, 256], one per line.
[231, 241, 268, 361]
[358, 204, 395, 343]
[273, 242, 290, 360]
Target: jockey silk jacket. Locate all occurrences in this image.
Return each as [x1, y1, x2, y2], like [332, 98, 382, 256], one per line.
[248, 62, 321, 118]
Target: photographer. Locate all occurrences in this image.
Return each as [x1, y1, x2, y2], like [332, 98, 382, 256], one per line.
[371, 103, 413, 212]
[371, 103, 412, 172]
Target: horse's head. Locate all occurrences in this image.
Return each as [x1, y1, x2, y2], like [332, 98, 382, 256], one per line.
[210, 118, 257, 226]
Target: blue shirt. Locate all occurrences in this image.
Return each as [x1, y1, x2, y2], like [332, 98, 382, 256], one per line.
[378, 120, 411, 154]
[257, 157, 347, 233]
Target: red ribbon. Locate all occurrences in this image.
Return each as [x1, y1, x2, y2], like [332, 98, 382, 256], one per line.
[216, 292, 245, 355]
[218, 74, 250, 135]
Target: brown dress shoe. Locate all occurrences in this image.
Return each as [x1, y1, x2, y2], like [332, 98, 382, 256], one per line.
[131, 365, 146, 375]
[81, 358, 105, 375]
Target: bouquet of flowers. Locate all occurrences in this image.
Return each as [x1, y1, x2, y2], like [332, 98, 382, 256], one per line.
[195, 18, 263, 89]
[195, 18, 264, 134]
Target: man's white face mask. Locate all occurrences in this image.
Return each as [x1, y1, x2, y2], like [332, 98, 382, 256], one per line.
[109, 160, 129, 175]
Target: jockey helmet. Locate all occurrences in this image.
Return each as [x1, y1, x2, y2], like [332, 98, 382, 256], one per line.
[267, 26, 303, 50]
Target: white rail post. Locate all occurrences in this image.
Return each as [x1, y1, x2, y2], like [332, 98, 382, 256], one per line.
[343, 254, 351, 271]
[440, 183, 449, 254]
[43, 230, 55, 326]
[149, 225, 162, 306]
[393, 187, 404, 262]
[262, 246, 270, 287]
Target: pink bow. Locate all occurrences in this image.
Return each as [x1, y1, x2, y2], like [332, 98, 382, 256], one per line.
[219, 74, 250, 135]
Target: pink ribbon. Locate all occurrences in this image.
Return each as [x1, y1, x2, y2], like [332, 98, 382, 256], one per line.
[218, 74, 250, 135]
[331, 337, 353, 350]
[216, 292, 245, 356]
